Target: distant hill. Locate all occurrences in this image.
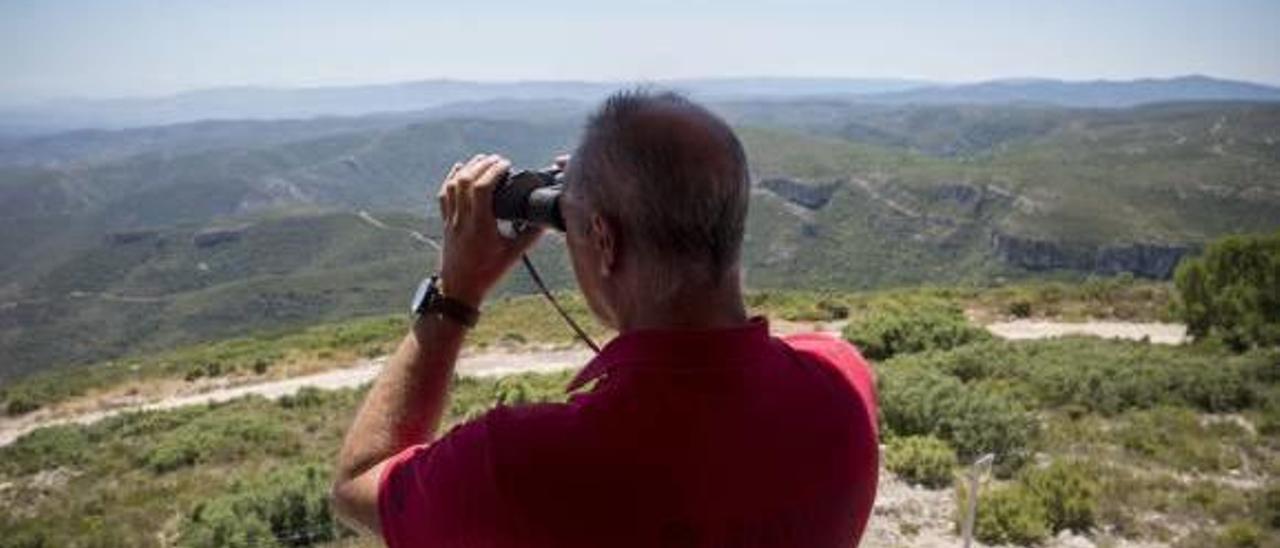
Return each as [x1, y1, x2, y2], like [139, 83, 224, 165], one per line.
[866, 75, 1280, 107]
[5, 76, 1277, 134]
[0, 78, 926, 134]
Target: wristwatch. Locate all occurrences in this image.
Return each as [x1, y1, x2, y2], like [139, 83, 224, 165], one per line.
[410, 275, 480, 328]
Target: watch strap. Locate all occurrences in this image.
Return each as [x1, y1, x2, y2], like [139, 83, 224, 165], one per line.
[424, 295, 480, 328]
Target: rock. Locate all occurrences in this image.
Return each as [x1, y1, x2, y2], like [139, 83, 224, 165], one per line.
[106, 229, 159, 245]
[192, 225, 248, 248]
[931, 182, 984, 206]
[758, 177, 843, 210]
[990, 232, 1192, 278]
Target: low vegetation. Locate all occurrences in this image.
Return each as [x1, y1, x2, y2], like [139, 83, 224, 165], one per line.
[840, 297, 991, 360]
[0, 371, 574, 547]
[3, 275, 1276, 546]
[883, 435, 956, 488]
[2, 280, 1173, 416]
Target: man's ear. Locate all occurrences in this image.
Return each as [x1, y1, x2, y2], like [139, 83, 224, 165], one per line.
[589, 213, 616, 277]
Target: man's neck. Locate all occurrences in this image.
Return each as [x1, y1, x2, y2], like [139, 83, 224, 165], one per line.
[614, 281, 749, 333]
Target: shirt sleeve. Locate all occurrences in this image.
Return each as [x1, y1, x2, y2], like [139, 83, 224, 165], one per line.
[377, 416, 502, 548]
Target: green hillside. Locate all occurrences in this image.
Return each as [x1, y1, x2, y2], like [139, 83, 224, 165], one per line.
[2, 101, 1278, 377]
[0, 210, 576, 379]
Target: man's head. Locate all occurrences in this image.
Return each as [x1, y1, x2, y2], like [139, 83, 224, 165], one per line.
[562, 90, 751, 329]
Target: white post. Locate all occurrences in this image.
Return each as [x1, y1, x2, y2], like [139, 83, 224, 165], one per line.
[962, 453, 995, 548]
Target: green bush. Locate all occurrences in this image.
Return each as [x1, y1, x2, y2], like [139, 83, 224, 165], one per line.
[178, 463, 350, 547]
[1021, 460, 1100, 533]
[0, 529, 50, 548]
[142, 411, 296, 473]
[1217, 520, 1264, 548]
[842, 299, 990, 360]
[1117, 407, 1243, 473]
[0, 425, 91, 476]
[896, 339, 1268, 415]
[963, 483, 1051, 546]
[885, 435, 957, 488]
[1256, 484, 1280, 529]
[3, 391, 41, 416]
[877, 365, 1037, 470]
[278, 387, 326, 409]
[1008, 299, 1033, 318]
[1175, 231, 1280, 351]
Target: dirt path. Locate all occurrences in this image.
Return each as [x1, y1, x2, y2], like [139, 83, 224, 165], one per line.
[0, 347, 591, 448]
[1, 319, 1190, 449]
[985, 319, 1187, 345]
[357, 210, 441, 251]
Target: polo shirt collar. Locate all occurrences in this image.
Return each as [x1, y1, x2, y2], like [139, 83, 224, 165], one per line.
[566, 316, 772, 392]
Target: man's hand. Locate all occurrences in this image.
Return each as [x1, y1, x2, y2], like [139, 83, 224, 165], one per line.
[436, 154, 543, 308]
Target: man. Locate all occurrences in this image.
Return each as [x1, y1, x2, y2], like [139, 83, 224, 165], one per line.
[332, 91, 879, 547]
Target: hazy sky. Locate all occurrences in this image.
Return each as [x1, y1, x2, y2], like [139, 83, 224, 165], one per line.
[2, 0, 1277, 102]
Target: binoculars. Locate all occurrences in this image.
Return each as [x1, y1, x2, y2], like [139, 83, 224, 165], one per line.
[492, 168, 565, 232]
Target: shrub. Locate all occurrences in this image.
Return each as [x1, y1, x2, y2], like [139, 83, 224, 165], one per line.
[897, 338, 1267, 415]
[0, 529, 50, 548]
[142, 411, 295, 473]
[961, 483, 1050, 546]
[3, 391, 41, 416]
[1174, 231, 1280, 351]
[278, 387, 326, 409]
[877, 365, 1037, 470]
[1217, 520, 1264, 548]
[178, 463, 349, 547]
[885, 435, 957, 488]
[1258, 484, 1280, 529]
[494, 377, 534, 405]
[1008, 299, 1033, 318]
[0, 425, 91, 476]
[842, 299, 990, 360]
[1021, 460, 1100, 533]
[1117, 407, 1243, 473]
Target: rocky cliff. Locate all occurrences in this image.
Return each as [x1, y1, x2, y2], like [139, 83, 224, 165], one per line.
[991, 232, 1192, 278]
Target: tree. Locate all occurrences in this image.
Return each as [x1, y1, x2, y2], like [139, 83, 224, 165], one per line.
[1174, 231, 1280, 351]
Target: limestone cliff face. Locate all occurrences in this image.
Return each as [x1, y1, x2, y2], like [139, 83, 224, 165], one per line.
[758, 177, 842, 210]
[991, 232, 1192, 278]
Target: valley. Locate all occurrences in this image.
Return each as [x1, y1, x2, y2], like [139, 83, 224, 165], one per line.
[2, 99, 1278, 377]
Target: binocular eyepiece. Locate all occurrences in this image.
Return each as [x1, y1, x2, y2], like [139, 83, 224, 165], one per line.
[492, 168, 565, 232]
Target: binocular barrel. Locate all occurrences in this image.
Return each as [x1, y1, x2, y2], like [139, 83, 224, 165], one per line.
[492, 169, 565, 232]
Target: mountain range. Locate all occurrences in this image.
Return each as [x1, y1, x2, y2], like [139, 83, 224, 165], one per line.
[3, 75, 1278, 135]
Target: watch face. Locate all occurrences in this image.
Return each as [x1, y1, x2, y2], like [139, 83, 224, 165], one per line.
[410, 276, 435, 314]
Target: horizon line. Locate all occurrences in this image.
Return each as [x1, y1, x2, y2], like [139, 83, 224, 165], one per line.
[5, 72, 1280, 106]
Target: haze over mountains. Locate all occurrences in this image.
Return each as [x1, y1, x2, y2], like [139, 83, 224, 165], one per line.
[3, 75, 1278, 135]
[2, 75, 1279, 377]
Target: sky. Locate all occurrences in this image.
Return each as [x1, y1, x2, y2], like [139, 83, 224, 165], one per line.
[1, 0, 1277, 102]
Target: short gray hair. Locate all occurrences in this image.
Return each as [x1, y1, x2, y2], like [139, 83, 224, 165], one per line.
[569, 90, 750, 293]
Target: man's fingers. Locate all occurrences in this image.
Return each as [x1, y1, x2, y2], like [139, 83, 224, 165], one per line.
[456, 155, 501, 222]
[445, 182, 459, 227]
[437, 162, 461, 200]
[470, 158, 509, 225]
[473, 157, 510, 190]
[453, 156, 491, 224]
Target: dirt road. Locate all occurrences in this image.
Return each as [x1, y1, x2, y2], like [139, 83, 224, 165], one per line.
[985, 319, 1187, 345]
[0, 347, 591, 448]
[0, 319, 1188, 449]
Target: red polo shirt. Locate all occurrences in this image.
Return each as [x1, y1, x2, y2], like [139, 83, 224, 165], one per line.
[378, 317, 879, 547]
